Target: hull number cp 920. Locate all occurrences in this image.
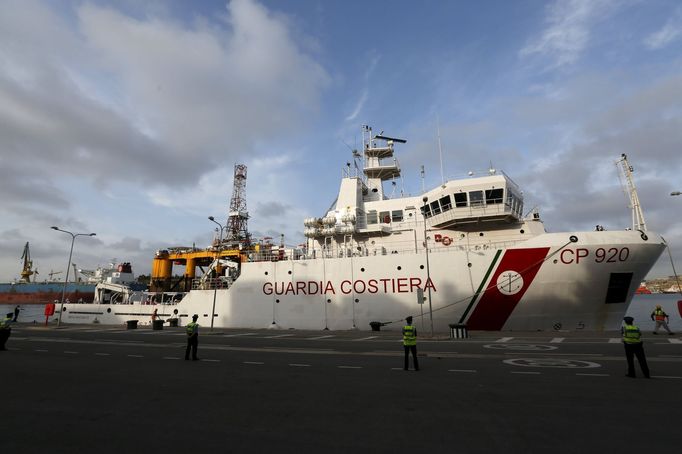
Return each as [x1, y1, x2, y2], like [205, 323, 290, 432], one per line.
[560, 247, 630, 264]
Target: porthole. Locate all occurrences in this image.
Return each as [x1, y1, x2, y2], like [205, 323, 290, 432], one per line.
[107, 308, 111, 313]
[264, 271, 269, 276]
[397, 266, 402, 271]
[287, 270, 292, 275]
[520, 229, 525, 234]
[361, 267, 365, 272]
[354, 298, 359, 303]
[553, 259, 558, 264]
[276, 299, 280, 303]
[326, 299, 331, 303]
[467, 263, 472, 267]
[479, 232, 484, 236]
[420, 265, 424, 269]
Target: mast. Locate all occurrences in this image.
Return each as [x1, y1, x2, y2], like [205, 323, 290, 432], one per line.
[617, 154, 647, 232]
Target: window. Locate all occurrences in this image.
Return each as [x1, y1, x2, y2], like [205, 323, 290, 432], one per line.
[430, 200, 441, 215]
[391, 210, 403, 222]
[454, 192, 467, 207]
[420, 204, 432, 218]
[469, 190, 484, 207]
[485, 188, 503, 204]
[439, 195, 452, 212]
[379, 211, 391, 224]
[367, 210, 378, 225]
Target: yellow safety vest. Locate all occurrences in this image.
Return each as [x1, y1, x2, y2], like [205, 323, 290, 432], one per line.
[652, 308, 667, 321]
[0, 316, 11, 330]
[622, 324, 642, 344]
[186, 322, 198, 337]
[402, 325, 417, 346]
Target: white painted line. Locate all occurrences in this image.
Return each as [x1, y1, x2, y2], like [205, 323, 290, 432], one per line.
[355, 336, 378, 341]
[127, 354, 144, 358]
[511, 371, 540, 375]
[660, 355, 682, 358]
[550, 338, 565, 343]
[668, 339, 682, 344]
[223, 333, 256, 337]
[308, 335, 335, 340]
[264, 334, 294, 338]
[576, 373, 609, 377]
[163, 357, 181, 360]
[243, 361, 264, 365]
[496, 337, 514, 342]
[64, 351, 78, 354]
[337, 365, 362, 369]
[608, 338, 622, 343]
[35, 349, 48, 352]
[391, 367, 404, 370]
[289, 363, 311, 367]
[651, 375, 682, 379]
[448, 369, 477, 373]
[202, 359, 220, 362]
[95, 353, 111, 356]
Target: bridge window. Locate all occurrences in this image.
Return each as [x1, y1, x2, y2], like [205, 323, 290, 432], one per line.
[469, 190, 484, 207]
[367, 210, 378, 225]
[439, 195, 452, 212]
[380, 211, 391, 224]
[430, 200, 441, 215]
[420, 204, 432, 218]
[392, 210, 403, 222]
[485, 188, 504, 204]
[454, 192, 467, 207]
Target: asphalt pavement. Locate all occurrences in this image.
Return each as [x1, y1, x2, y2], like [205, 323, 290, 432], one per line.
[3, 323, 681, 453]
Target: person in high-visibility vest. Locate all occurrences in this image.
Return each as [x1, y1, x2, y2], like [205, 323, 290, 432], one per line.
[402, 316, 419, 371]
[185, 314, 200, 361]
[622, 316, 650, 378]
[650, 305, 674, 335]
[0, 312, 14, 351]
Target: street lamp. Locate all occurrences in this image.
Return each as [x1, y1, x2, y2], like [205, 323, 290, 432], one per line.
[51, 227, 96, 327]
[422, 196, 434, 337]
[672, 191, 681, 196]
[208, 216, 223, 331]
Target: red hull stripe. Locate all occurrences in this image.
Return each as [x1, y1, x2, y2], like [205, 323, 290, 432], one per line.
[466, 247, 550, 330]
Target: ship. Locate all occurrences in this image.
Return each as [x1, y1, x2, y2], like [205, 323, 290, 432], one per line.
[55, 127, 667, 331]
[0, 245, 136, 305]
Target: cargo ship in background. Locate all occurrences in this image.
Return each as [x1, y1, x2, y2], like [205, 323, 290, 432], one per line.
[55, 126, 668, 331]
[0, 242, 135, 305]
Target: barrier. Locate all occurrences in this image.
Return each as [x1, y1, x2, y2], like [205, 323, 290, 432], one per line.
[449, 323, 468, 339]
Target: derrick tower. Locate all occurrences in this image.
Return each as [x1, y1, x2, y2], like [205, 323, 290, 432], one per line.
[226, 164, 250, 246]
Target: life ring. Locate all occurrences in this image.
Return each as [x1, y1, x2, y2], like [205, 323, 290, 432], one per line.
[442, 236, 452, 246]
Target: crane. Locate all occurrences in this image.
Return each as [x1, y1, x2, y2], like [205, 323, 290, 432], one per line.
[20, 242, 34, 283]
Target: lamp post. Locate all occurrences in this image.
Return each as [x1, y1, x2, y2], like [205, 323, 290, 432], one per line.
[51, 227, 96, 327]
[422, 196, 434, 337]
[672, 191, 681, 196]
[208, 216, 223, 331]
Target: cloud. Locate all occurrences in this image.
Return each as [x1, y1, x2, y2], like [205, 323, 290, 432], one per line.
[520, 0, 619, 69]
[345, 54, 379, 121]
[644, 9, 682, 50]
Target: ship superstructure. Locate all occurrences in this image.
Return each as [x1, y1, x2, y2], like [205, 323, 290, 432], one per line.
[54, 127, 667, 332]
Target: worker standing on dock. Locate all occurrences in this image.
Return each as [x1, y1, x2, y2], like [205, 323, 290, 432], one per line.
[185, 314, 199, 361]
[651, 305, 674, 335]
[402, 316, 419, 371]
[622, 316, 650, 378]
[0, 312, 13, 351]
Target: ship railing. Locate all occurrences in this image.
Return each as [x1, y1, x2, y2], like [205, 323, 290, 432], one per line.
[191, 276, 234, 290]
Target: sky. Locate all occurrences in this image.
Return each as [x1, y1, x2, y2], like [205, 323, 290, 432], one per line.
[1, 0, 681, 282]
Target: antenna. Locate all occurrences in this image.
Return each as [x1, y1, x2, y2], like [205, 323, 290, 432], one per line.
[437, 115, 444, 185]
[420, 165, 425, 193]
[616, 154, 647, 231]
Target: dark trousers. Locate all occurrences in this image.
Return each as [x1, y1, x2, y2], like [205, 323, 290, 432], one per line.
[624, 342, 650, 377]
[404, 345, 419, 370]
[185, 336, 198, 360]
[0, 329, 10, 350]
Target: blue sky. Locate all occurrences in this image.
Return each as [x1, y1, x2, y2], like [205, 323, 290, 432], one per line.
[1, 0, 681, 280]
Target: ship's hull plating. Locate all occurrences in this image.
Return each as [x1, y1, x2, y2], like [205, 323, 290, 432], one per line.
[56, 230, 666, 331]
[0, 282, 96, 305]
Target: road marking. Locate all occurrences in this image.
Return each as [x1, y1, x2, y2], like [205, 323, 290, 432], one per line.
[95, 352, 110, 356]
[264, 334, 294, 338]
[448, 369, 477, 373]
[307, 335, 335, 340]
[223, 333, 256, 337]
[550, 338, 565, 343]
[660, 355, 682, 358]
[668, 339, 682, 344]
[244, 361, 264, 365]
[163, 357, 180, 360]
[575, 373, 609, 377]
[64, 351, 78, 354]
[337, 365, 362, 369]
[289, 363, 311, 367]
[608, 338, 621, 343]
[651, 375, 682, 379]
[202, 359, 220, 362]
[511, 371, 540, 374]
[496, 337, 513, 342]
[35, 349, 48, 352]
[354, 336, 378, 341]
[127, 354, 144, 358]
[390, 368, 404, 370]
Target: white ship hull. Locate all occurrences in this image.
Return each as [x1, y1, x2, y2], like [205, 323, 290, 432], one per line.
[57, 230, 665, 331]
